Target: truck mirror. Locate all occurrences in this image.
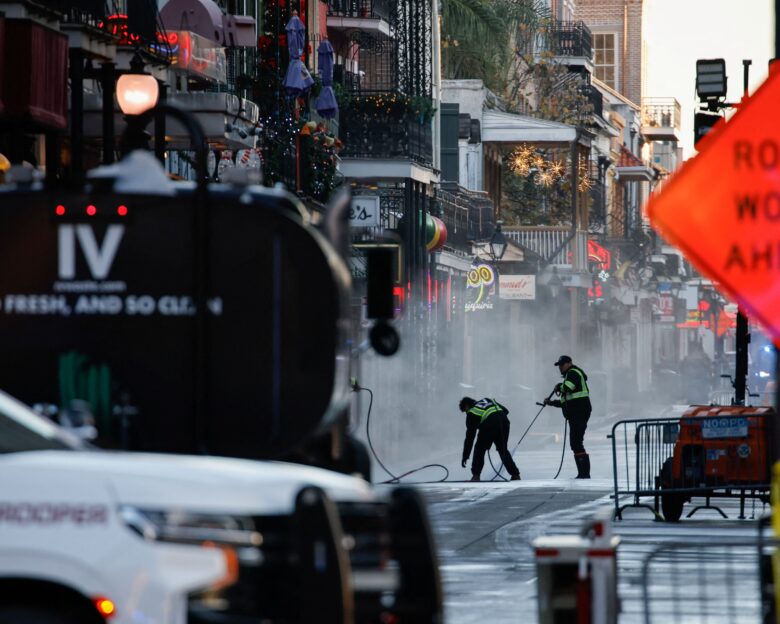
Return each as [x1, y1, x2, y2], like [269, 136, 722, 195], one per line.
[366, 247, 395, 320]
[370, 320, 400, 357]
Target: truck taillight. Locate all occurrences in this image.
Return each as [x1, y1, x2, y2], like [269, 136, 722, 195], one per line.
[117, 205, 128, 216]
[55, 205, 65, 216]
[86, 205, 97, 216]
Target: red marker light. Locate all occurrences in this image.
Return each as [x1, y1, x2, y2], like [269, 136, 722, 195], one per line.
[94, 597, 116, 617]
[86, 205, 97, 216]
[55, 205, 66, 216]
[117, 205, 128, 217]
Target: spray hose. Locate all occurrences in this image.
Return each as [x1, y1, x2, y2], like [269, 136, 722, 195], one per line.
[355, 384, 449, 484]
[355, 382, 567, 484]
[489, 387, 567, 481]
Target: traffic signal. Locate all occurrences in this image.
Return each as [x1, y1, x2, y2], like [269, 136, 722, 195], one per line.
[694, 112, 721, 148]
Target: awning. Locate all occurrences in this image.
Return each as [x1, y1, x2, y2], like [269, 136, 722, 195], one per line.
[615, 145, 654, 181]
[1, 19, 68, 130]
[481, 110, 579, 146]
[81, 92, 260, 149]
[615, 165, 655, 182]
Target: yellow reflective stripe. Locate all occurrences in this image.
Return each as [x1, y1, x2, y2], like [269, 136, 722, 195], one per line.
[561, 369, 589, 403]
[469, 401, 502, 422]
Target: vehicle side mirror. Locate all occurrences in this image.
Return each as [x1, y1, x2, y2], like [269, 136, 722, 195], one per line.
[367, 247, 394, 320]
[366, 246, 400, 357]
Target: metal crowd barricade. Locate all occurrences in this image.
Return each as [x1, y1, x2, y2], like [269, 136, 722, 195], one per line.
[709, 389, 735, 406]
[609, 417, 679, 520]
[641, 536, 776, 624]
[610, 410, 772, 521]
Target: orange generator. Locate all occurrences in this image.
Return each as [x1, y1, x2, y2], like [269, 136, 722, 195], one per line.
[658, 405, 775, 521]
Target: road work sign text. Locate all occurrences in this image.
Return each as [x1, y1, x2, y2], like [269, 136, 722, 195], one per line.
[647, 67, 780, 343]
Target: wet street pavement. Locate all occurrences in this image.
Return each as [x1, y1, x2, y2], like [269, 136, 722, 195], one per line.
[396, 413, 772, 624]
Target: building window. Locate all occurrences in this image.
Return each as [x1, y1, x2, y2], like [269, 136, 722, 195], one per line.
[594, 33, 616, 88]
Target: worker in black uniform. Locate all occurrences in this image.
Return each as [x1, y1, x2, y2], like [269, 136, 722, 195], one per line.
[544, 355, 591, 479]
[459, 397, 521, 482]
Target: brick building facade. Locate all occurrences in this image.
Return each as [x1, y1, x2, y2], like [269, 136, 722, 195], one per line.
[574, 0, 644, 106]
[549, 0, 577, 21]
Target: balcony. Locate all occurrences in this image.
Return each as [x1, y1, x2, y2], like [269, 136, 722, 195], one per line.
[436, 183, 494, 251]
[548, 20, 593, 71]
[340, 106, 433, 166]
[582, 84, 603, 118]
[327, 0, 392, 38]
[333, 65, 363, 92]
[641, 98, 681, 142]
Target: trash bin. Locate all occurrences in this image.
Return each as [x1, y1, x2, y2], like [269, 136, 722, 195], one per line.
[534, 511, 620, 624]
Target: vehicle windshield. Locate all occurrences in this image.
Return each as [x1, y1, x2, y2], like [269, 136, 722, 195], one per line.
[0, 390, 82, 453]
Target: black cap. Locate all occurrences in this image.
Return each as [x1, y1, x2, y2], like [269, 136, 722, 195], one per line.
[554, 355, 572, 366]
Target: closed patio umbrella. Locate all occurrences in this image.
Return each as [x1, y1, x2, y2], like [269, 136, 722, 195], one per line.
[283, 11, 314, 96]
[315, 39, 338, 119]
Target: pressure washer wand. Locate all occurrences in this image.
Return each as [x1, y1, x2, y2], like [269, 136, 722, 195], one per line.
[511, 387, 559, 452]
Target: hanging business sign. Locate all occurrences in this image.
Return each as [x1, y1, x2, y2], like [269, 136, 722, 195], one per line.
[465, 263, 496, 312]
[349, 196, 380, 227]
[499, 275, 536, 300]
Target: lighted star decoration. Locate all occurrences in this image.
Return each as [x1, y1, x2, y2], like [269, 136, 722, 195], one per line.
[509, 144, 569, 188]
[535, 169, 555, 187]
[578, 160, 592, 192]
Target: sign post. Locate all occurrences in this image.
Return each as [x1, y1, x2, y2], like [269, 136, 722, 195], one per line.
[647, 43, 780, 455]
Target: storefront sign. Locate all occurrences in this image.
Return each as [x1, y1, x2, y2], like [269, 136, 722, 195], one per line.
[168, 31, 226, 83]
[654, 293, 675, 323]
[349, 196, 380, 227]
[465, 264, 495, 312]
[499, 275, 535, 300]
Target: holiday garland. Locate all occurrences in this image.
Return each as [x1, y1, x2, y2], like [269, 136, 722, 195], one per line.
[338, 92, 437, 124]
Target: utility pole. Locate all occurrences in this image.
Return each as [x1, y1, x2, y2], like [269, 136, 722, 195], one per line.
[734, 60, 752, 405]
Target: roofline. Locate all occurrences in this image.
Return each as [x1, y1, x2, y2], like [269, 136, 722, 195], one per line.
[592, 77, 640, 111]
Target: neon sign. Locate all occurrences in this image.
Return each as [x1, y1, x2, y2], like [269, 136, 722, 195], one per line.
[465, 264, 496, 312]
[99, 15, 177, 59]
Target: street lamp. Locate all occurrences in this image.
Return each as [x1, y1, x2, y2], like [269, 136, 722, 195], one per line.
[116, 56, 159, 117]
[489, 221, 507, 261]
[116, 73, 159, 116]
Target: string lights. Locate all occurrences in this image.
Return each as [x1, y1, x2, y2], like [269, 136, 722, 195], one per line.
[578, 159, 593, 192]
[508, 143, 594, 192]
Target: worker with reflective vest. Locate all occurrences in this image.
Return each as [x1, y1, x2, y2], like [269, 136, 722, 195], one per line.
[459, 397, 521, 482]
[544, 355, 592, 478]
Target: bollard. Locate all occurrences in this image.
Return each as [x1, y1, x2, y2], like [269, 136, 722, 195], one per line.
[534, 510, 620, 624]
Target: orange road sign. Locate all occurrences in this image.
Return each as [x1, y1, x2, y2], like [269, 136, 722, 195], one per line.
[647, 68, 780, 343]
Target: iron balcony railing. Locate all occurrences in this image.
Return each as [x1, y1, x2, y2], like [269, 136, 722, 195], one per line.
[436, 185, 494, 249]
[582, 84, 603, 117]
[333, 65, 363, 92]
[327, 0, 392, 22]
[549, 20, 593, 60]
[340, 105, 433, 165]
[504, 226, 572, 264]
[641, 98, 682, 131]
